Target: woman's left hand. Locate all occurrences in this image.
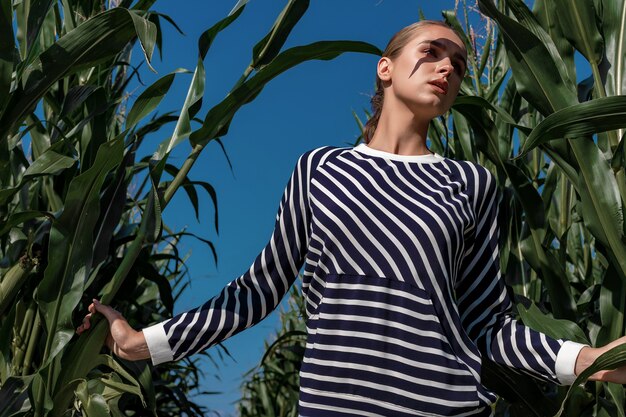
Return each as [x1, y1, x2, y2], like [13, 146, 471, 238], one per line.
[576, 335, 626, 383]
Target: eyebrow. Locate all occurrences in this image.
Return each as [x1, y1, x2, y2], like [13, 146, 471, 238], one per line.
[418, 39, 467, 70]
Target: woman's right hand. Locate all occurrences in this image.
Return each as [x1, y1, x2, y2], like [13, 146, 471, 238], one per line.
[76, 299, 151, 361]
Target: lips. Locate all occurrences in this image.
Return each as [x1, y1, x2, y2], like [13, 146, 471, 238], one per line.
[428, 78, 448, 95]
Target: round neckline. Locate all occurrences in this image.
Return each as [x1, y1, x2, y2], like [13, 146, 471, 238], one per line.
[352, 143, 444, 163]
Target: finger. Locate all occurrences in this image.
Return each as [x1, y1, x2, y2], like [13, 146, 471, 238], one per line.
[91, 299, 124, 323]
[76, 312, 93, 334]
[82, 312, 92, 324]
[82, 315, 91, 330]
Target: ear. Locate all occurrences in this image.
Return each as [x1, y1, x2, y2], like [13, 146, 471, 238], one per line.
[377, 57, 393, 82]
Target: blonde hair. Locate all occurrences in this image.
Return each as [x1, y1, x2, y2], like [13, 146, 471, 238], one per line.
[362, 20, 466, 143]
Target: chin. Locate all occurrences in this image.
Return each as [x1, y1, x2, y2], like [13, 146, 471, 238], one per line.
[413, 102, 450, 119]
[402, 95, 453, 120]
[419, 96, 452, 115]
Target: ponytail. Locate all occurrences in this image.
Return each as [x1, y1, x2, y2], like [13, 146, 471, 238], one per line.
[363, 78, 384, 144]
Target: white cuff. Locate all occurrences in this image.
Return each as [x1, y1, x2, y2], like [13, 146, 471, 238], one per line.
[555, 340, 588, 385]
[142, 322, 174, 366]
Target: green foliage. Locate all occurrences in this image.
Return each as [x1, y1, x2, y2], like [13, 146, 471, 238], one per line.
[0, 0, 380, 415]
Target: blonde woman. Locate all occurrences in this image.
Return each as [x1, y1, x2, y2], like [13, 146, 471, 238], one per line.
[78, 21, 626, 416]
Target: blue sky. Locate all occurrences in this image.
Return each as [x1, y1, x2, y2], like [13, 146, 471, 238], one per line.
[140, 0, 467, 414]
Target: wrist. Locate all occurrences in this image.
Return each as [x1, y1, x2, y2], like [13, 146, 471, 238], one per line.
[127, 330, 150, 361]
[575, 346, 593, 375]
[575, 346, 604, 381]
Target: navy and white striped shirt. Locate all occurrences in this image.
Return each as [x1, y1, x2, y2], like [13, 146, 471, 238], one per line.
[144, 143, 585, 417]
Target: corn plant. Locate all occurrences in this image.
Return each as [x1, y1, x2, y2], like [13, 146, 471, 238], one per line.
[0, 0, 381, 415]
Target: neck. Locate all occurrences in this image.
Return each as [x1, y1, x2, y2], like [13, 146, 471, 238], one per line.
[368, 103, 432, 156]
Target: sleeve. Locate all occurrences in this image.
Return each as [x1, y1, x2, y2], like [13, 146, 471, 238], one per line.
[454, 165, 587, 386]
[142, 149, 317, 365]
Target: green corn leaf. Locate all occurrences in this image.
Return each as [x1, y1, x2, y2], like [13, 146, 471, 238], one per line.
[190, 40, 382, 146]
[0, 376, 32, 417]
[570, 137, 626, 313]
[450, 97, 502, 163]
[555, 0, 604, 66]
[199, 3, 245, 59]
[152, 6, 245, 161]
[93, 354, 144, 405]
[477, 0, 577, 115]
[25, 113, 50, 159]
[517, 302, 589, 344]
[52, 321, 108, 416]
[24, 150, 76, 177]
[533, 0, 576, 82]
[451, 109, 474, 162]
[599, 0, 626, 140]
[151, 63, 204, 161]
[597, 242, 626, 346]
[494, 78, 521, 159]
[0, 210, 54, 237]
[453, 95, 518, 126]
[99, 158, 163, 305]
[0, 8, 156, 141]
[0, 305, 15, 381]
[0, 0, 14, 115]
[59, 85, 99, 118]
[49, 380, 83, 416]
[251, 0, 310, 70]
[600, 0, 626, 97]
[26, 0, 54, 49]
[136, 262, 174, 314]
[505, 161, 577, 319]
[31, 371, 54, 415]
[507, 0, 576, 91]
[518, 96, 626, 157]
[36, 137, 123, 371]
[127, 9, 157, 71]
[579, 145, 621, 250]
[604, 382, 626, 417]
[92, 150, 134, 268]
[75, 380, 110, 417]
[0, 149, 76, 205]
[118, 359, 156, 415]
[477, 28, 492, 80]
[126, 69, 187, 131]
[541, 142, 580, 194]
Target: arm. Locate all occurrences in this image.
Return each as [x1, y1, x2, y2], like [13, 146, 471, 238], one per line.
[454, 165, 585, 385]
[141, 150, 316, 365]
[78, 149, 320, 364]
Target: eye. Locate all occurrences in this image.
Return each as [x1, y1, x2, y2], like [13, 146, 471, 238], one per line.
[424, 48, 436, 56]
[454, 62, 466, 76]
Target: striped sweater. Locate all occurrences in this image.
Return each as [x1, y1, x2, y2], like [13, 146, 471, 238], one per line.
[143, 143, 586, 417]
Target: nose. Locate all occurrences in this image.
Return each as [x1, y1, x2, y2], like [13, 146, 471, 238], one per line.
[437, 60, 453, 77]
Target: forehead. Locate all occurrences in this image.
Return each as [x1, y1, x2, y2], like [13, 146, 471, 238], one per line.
[410, 26, 467, 58]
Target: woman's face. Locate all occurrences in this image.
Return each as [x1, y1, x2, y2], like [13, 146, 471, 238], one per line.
[379, 25, 467, 119]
